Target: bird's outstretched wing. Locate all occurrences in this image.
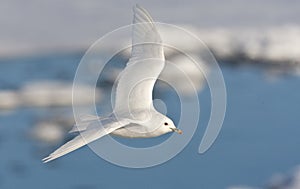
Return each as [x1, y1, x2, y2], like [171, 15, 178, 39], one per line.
[114, 5, 165, 114]
[42, 118, 130, 163]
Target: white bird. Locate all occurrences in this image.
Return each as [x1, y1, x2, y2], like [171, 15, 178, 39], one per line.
[42, 5, 182, 163]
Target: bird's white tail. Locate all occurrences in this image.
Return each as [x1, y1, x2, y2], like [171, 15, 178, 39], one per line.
[69, 114, 102, 133]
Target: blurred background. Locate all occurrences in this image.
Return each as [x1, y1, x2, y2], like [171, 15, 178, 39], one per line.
[1, 0, 300, 188]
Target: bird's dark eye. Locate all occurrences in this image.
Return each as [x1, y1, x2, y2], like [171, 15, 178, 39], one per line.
[164, 122, 168, 126]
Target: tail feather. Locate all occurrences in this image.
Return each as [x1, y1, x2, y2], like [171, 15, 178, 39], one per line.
[68, 115, 107, 133]
[68, 123, 88, 133]
[79, 114, 101, 122]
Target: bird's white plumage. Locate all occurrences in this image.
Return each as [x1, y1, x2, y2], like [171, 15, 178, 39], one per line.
[130, 5, 164, 62]
[114, 5, 165, 114]
[42, 5, 181, 163]
[43, 118, 130, 163]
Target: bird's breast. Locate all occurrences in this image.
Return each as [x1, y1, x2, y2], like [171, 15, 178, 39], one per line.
[110, 126, 166, 138]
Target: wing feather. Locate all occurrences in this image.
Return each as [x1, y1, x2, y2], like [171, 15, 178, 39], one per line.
[43, 119, 129, 163]
[114, 5, 165, 114]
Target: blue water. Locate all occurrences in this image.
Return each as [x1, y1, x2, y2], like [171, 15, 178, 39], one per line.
[0, 55, 299, 189]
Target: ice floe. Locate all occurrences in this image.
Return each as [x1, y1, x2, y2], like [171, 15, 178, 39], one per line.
[0, 81, 102, 109]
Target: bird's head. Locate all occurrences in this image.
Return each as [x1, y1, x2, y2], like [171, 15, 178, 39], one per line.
[160, 116, 182, 134]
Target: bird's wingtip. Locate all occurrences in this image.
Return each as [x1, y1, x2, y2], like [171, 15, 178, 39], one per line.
[133, 4, 142, 12]
[42, 156, 53, 163]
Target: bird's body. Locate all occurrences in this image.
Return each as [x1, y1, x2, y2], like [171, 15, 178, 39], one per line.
[111, 110, 176, 138]
[42, 5, 182, 163]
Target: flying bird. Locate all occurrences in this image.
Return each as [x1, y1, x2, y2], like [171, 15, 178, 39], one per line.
[43, 5, 182, 163]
